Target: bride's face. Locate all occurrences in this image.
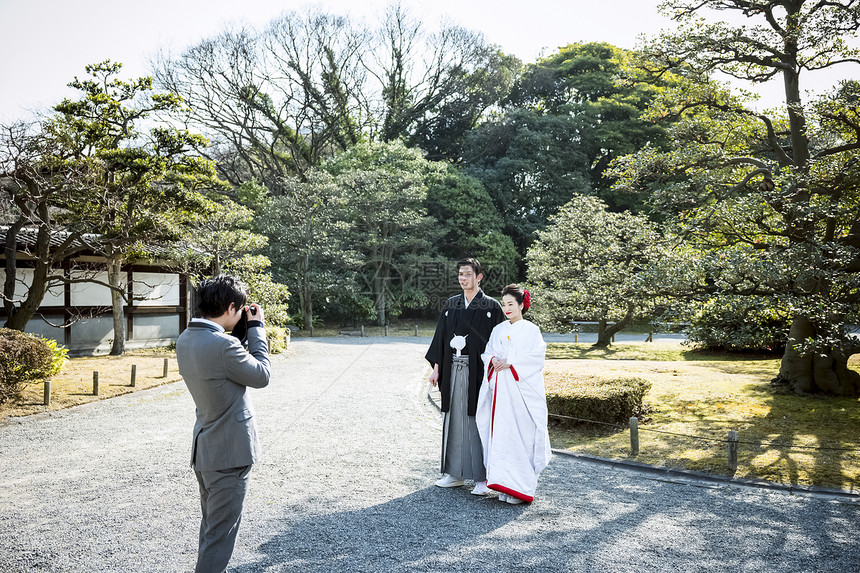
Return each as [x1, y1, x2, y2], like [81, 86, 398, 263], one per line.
[502, 294, 523, 322]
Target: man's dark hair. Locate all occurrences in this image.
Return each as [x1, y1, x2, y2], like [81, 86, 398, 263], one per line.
[195, 275, 248, 319]
[457, 258, 482, 277]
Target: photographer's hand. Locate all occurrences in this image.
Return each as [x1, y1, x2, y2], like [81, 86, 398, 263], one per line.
[245, 304, 265, 325]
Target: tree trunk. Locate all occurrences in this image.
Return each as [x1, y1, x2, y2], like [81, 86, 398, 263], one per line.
[776, 316, 860, 396]
[299, 254, 313, 331]
[300, 286, 313, 333]
[212, 253, 221, 276]
[3, 218, 26, 320]
[107, 256, 126, 356]
[4, 226, 53, 331]
[592, 304, 635, 348]
[375, 260, 388, 327]
[375, 272, 386, 327]
[4, 264, 50, 331]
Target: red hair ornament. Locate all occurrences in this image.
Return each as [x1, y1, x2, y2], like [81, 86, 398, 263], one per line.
[522, 290, 531, 311]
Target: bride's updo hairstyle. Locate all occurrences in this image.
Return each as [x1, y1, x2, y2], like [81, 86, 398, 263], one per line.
[501, 284, 531, 312]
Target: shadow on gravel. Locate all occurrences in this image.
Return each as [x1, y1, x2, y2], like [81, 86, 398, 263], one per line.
[233, 486, 522, 572]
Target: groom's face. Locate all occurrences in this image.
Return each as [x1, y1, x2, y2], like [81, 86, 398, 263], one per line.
[458, 265, 482, 292]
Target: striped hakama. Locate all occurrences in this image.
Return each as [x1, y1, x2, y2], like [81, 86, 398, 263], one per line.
[441, 355, 486, 481]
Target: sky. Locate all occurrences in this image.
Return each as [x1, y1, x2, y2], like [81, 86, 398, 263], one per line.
[0, 0, 856, 122]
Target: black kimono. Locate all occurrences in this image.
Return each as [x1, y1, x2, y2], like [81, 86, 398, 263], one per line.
[425, 290, 505, 416]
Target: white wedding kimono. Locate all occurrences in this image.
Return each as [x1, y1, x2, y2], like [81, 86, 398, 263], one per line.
[477, 319, 552, 502]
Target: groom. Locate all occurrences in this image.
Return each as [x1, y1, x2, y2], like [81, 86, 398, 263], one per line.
[426, 258, 505, 495]
[176, 275, 271, 572]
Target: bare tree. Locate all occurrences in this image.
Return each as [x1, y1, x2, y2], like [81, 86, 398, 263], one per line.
[152, 3, 517, 189]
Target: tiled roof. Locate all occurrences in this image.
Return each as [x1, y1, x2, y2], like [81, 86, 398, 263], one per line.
[0, 226, 198, 260]
[0, 226, 102, 250]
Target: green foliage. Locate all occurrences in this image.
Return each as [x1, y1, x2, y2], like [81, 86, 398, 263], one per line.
[1, 61, 223, 336]
[0, 329, 56, 405]
[509, 42, 671, 204]
[265, 326, 289, 354]
[225, 255, 291, 327]
[40, 336, 69, 377]
[463, 43, 672, 259]
[545, 372, 651, 424]
[464, 108, 592, 256]
[408, 49, 521, 162]
[322, 141, 443, 324]
[608, 1, 860, 393]
[526, 195, 661, 332]
[683, 296, 791, 354]
[236, 179, 269, 210]
[182, 195, 269, 276]
[425, 166, 518, 283]
[51, 61, 222, 244]
[251, 172, 356, 330]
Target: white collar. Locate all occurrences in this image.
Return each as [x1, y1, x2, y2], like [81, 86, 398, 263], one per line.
[463, 289, 481, 308]
[190, 317, 225, 333]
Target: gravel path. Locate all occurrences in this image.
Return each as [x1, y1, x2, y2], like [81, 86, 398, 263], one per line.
[1, 337, 858, 572]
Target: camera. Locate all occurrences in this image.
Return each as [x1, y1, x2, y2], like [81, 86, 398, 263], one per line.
[230, 305, 256, 344]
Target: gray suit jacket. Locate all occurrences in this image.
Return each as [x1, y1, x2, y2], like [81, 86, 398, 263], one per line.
[176, 321, 271, 471]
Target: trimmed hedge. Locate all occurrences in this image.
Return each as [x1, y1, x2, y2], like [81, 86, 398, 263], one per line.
[0, 328, 64, 406]
[545, 372, 651, 425]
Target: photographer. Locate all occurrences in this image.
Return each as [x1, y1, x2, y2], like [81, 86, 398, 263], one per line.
[176, 274, 270, 572]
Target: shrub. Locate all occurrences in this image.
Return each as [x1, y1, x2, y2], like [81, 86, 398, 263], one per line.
[0, 328, 58, 405]
[544, 372, 651, 425]
[41, 336, 69, 377]
[266, 326, 289, 354]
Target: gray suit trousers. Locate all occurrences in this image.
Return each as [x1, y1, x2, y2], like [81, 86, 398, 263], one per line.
[194, 465, 252, 573]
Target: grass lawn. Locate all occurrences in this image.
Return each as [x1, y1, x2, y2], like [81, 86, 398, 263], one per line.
[546, 342, 860, 491]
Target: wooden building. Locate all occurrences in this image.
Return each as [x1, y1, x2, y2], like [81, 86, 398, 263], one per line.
[1, 227, 189, 355]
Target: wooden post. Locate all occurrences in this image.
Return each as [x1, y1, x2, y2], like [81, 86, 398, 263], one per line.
[574, 333, 578, 344]
[130, 364, 137, 387]
[414, 324, 418, 337]
[162, 358, 169, 378]
[611, 333, 615, 343]
[385, 325, 389, 337]
[93, 371, 99, 396]
[361, 325, 365, 337]
[646, 332, 653, 343]
[728, 430, 738, 472]
[629, 417, 639, 456]
[43, 380, 51, 406]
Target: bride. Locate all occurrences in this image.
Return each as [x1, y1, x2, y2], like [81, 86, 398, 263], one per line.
[476, 284, 552, 504]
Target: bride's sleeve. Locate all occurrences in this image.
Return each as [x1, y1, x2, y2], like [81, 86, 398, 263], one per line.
[507, 324, 546, 383]
[482, 324, 500, 381]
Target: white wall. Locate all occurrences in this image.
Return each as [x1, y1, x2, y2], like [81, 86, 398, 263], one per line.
[0, 268, 64, 305]
[3, 264, 184, 354]
[133, 314, 180, 340]
[134, 272, 180, 306]
[70, 316, 114, 349]
[23, 315, 64, 341]
[69, 270, 114, 306]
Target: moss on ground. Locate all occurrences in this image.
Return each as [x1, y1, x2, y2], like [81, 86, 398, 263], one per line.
[546, 344, 860, 491]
